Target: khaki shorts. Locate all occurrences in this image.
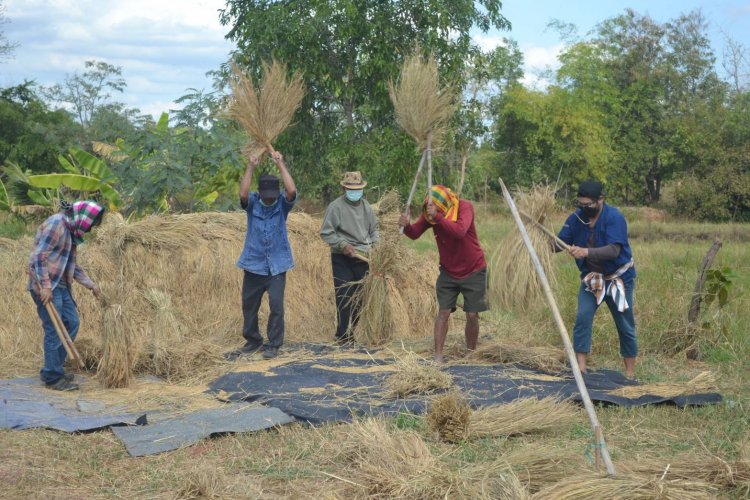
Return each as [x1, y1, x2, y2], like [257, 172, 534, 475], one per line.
[436, 267, 489, 313]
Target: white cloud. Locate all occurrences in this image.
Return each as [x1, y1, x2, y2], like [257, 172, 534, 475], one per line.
[473, 33, 509, 52]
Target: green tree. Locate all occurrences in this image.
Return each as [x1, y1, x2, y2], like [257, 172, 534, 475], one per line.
[218, 0, 510, 198]
[0, 1, 18, 61]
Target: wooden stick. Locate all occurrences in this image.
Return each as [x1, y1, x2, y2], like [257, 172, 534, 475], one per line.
[44, 302, 75, 360]
[687, 239, 722, 324]
[516, 207, 571, 252]
[401, 150, 427, 235]
[46, 302, 84, 369]
[351, 252, 370, 264]
[499, 177, 617, 476]
[426, 134, 433, 194]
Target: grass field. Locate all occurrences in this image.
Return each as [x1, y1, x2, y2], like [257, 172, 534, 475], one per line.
[1, 206, 749, 499]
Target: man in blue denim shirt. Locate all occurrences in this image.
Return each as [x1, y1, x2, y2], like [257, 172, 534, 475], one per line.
[232, 150, 297, 360]
[557, 180, 637, 378]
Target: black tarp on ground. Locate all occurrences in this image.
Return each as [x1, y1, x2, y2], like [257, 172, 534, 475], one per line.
[112, 405, 295, 456]
[0, 377, 145, 432]
[208, 344, 722, 424]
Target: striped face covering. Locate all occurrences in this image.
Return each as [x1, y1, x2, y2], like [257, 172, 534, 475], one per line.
[424, 185, 459, 223]
[64, 201, 104, 244]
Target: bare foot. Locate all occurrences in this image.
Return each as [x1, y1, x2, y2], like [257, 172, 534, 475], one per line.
[625, 371, 636, 380]
[434, 354, 444, 364]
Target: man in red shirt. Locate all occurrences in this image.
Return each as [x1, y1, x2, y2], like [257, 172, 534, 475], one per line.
[399, 185, 487, 363]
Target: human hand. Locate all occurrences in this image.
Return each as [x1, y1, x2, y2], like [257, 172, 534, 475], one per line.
[39, 287, 52, 305]
[249, 155, 260, 168]
[91, 284, 102, 299]
[425, 202, 437, 219]
[398, 214, 410, 228]
[342, 244, 356, 258]
[270, 151, 284, 164]
[568, 245, 589, 259]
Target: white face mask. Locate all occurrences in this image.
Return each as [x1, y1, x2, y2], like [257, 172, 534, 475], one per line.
[346, 189, 364, 202]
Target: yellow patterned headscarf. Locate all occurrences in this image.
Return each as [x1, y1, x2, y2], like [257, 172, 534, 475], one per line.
[424, 185, 459, 223]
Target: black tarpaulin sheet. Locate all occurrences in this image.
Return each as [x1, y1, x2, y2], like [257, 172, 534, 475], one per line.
[208, 345, 722, 424]
[0, 377, 145, 432]
[112, 405, 295, 456]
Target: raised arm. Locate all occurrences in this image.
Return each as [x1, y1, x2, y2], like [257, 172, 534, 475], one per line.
[270, 151, 297, 201]
[240, 155, 259, 207]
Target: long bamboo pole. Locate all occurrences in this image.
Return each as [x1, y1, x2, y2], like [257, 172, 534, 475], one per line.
[426, 134, 433, 193]
[516, 208, 571, 252]
[400, 150, 427, 235]
[49, 303, 85, 369]
[499, 178, 616, 476]
[44, 302, 75, 360]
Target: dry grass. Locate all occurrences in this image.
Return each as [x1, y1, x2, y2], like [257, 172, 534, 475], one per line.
[385, 351, 453, 398]
[609, 371, 717, 399]
[466, 341, 568, 372]
[228, 59, 305, 157]
[388, 46, 455, 151]
[489, 185, 559, 312]
[499, 445, 586, 493]
[426, 391, 471, 443]
[97, 296, 135, 388]
[530, 473, 717, 499]
[468, 397, 581, 440]
[621, 453, 750, 492]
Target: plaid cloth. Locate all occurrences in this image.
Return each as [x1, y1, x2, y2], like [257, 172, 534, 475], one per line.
[66, 201, 103, 244]
[424, 185, 459, 223]
[27, 202, 102, 293]
[582, 259, 634, 312]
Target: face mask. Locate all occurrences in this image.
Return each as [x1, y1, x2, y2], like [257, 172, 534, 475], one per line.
[346, 189, 364, 202]
[260, 197, 278, 207]
[582, 205, 599, 219]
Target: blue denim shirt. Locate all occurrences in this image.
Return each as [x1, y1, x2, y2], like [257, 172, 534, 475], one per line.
[558, 203, 636, 283]
[236, 191, 297, 276]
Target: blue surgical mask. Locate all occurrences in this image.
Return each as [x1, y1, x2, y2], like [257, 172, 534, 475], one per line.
[345, 189, 364, 202]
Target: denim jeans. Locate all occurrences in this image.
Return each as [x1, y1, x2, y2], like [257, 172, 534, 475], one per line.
[572, 279, 637, 358]
[242, 271, 287, 348]
[31, 286, 80, 385]
[331, 253, 369, 341]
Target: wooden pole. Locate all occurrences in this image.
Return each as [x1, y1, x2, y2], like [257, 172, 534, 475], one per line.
[426, 134, 433, 193]
[400, 150, 427, 235]
[687, 239, 723, 324]
[516, 207, 571, 252]
[44, 302, 75, 360]
[499, 178, 617, 476]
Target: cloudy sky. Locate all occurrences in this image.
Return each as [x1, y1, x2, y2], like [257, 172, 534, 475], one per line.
[2, 0, 748, 118]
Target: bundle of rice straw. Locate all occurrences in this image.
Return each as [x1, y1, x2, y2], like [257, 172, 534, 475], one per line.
[228, 59, 305, 157]
[337, 418, 529, 499]
[489, 185, 559, 312]
[466, 341, 567, 373]
[621, 453, 750, 491]
[353, 190, 411, 346]
[426, 391, 471, 443]
[498, 446, 584, 493]
[385, 351, 453, 398]
[608, 371, 717, 399]
[468, 397, 580, 440]
[388, 47, 454, 152]
[530, 473, 717, 499]
[97, 292, 135, 388]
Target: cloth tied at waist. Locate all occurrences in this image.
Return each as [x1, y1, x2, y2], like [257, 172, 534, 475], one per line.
[582, 259, 634, 312]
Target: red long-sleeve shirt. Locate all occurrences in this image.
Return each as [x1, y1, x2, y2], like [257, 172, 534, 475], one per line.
[403, 199, 486, 280]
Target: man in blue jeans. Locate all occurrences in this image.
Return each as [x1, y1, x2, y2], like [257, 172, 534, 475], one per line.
[28, 201, 105, 391]
[231, 150, 297, 360]
[557, 180, 637, 378]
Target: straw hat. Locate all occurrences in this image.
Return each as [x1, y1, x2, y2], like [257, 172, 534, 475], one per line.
[340, 171, 367, 189]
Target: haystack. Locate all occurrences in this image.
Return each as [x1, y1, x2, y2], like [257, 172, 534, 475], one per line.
[336, 418, 529, 499]
[0, 211, 438, 384]
[609, 371, 717, 399]
[466, 341, 568, 373]
[97, 293, 135, 388]
[530, 473, 717, 499]
[489, 185, 559, 312]
[227, 59, 305, 157]
[385, 351, 453, 398]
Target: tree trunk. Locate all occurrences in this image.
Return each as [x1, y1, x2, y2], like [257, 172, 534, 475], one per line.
[457, 147, 469, 197]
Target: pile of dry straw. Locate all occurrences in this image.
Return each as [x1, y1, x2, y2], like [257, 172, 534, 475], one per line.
[0, 208, 438, 386]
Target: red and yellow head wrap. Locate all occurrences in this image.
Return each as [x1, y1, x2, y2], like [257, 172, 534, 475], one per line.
[424, 185, 459, 223]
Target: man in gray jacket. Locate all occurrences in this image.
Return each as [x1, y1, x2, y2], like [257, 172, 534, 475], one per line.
[320, 171, 379, 344]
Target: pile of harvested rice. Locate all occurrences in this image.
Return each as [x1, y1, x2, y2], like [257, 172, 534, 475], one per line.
[466, 341, 568, 372]
[530, 473, 717, 499]
[97, 295, 135, 388]
[426, 391, 471, 443]
[469, 397, 580, 439]
[489, 185, 559, 312]
[336, 418, 529, 499]
[0, 211, 438, 383]
[385, 351, 453, 398]
[609, 371, 717, 399]
[622, 453, 750, 492]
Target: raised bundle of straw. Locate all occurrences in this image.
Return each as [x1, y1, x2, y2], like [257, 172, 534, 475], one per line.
[388, 47, 454, 152]
[227, 59, 305, 157]
[466, 341, 568, 373]
[530, 473, 717, 499]
[609, 371, 717, 399]
[468, 397, 580, 439]
[337, 418, 529, 499]
[97, 292, 136, 388]
[426, 391, 471, 443]
[385, 351, 453, 398]
[489, 185, 559, 312]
